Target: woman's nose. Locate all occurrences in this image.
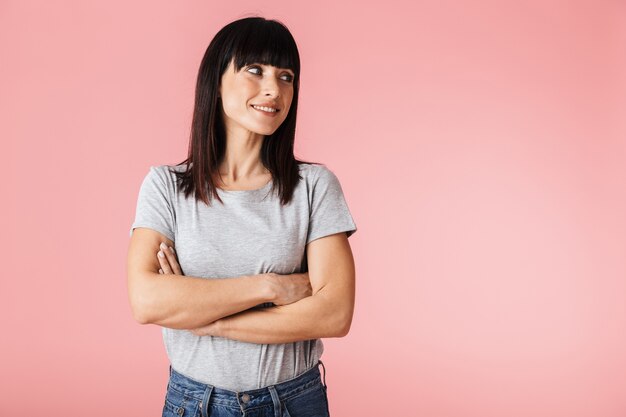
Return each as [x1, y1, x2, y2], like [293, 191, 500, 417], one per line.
[261, 77, 280, 96]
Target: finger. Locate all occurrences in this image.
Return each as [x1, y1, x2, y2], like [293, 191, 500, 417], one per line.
[162, 245, 183, 275]
[166, 246, 183, 275]
[158, 250, 173, 274]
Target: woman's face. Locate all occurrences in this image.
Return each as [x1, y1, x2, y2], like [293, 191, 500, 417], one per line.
[218, 58, 295, 137]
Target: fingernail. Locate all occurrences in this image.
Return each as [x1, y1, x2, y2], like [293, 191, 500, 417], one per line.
[158, 251, 164, 258]
[160, 242, 167, 250]
[169, 246, 174, 252]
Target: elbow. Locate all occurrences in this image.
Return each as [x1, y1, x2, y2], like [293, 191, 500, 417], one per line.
[132, 306, 151, 325]
[334, 310, 353, 338]
[128, 273, 157, 325]
[130, 295, 153, 325]
[131, 290, 168, 325]
[134, 314, 150, 325]
[337, 320, 351, 338]
[319, 293, 354, 338]
[129, 282, 190, 329]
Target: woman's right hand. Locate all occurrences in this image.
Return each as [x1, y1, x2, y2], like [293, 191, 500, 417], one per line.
[265, 272, 312, 306]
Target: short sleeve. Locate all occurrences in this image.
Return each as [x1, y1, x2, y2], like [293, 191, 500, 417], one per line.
[129, 166, 176, 242]
[306, 166, 357, 245]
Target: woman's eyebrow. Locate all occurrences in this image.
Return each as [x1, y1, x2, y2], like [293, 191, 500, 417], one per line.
[258, 64, 294, 73]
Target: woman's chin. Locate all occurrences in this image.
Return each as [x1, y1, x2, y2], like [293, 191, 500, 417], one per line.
[253, 125, 281, 136]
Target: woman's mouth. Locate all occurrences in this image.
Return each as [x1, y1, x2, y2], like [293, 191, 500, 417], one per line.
[251, 105, 279, 117]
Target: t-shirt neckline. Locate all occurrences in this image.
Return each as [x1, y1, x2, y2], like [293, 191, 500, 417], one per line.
[215, 178, 274, 200]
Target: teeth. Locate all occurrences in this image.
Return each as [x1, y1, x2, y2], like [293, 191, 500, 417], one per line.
[253, 105, 277, 113]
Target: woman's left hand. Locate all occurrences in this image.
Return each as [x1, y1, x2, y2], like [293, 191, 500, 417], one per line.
[156, 243, 224, 337]
[157, 242, 184, 276]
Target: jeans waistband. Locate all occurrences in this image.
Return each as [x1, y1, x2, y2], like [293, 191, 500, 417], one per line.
[167, 360, 327, 413]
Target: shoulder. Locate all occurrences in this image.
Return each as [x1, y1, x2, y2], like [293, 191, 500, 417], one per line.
[136, 164, 187, 201]
[299, 163, 345, 192]
[298, 162, 338, 184]
[297, 163, 348, 201]
[147, 163, 187, 187]
[151, 163, 187, 176]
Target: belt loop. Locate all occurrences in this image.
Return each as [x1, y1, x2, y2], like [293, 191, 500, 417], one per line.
[318, 360, 327, 388]
[268, 385, 282, 417]
[166, 365, 172, 392]
[200, 385, 214, 417]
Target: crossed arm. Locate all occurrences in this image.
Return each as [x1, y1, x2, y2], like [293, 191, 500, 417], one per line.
[157, 232, 355, 344]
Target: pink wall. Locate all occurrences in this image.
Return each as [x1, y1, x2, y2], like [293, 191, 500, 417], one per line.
[2, 1, 625, 416]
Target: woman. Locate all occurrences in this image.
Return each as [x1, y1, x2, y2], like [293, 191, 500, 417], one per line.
[127, 16, 357, 417]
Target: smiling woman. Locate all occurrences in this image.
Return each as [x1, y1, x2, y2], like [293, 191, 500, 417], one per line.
[127, 16, 357, 417]
[218, 60, 293, 133]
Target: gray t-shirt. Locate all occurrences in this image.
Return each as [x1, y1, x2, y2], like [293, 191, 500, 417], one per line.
[129, 162, 357, 391]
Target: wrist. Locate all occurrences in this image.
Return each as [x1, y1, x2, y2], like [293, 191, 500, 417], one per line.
[214, 317, 228, 338]
[261, 273, 277, 303]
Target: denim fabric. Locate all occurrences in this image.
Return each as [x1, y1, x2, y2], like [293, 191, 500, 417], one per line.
[162, 360, 331, 417]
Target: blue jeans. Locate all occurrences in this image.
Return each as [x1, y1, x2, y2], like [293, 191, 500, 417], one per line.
[162, 360, 331, 417]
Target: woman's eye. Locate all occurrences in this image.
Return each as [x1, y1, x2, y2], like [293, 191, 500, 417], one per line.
[247, 66, 293, 82]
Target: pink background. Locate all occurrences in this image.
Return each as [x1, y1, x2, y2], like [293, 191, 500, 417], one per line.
[2, 1, 625, 416]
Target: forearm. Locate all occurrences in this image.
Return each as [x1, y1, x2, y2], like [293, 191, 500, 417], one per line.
[136, 273, 273, 329]
[214, 291, 350, 344]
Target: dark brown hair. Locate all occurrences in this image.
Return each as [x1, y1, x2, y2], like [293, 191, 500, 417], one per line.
[169, 16, 319, 206]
